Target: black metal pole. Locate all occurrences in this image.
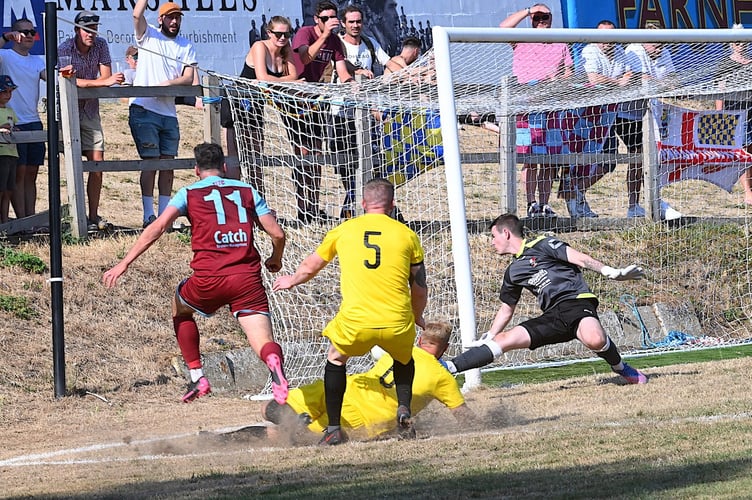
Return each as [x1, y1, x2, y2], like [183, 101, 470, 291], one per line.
[45, 1, 66, 398]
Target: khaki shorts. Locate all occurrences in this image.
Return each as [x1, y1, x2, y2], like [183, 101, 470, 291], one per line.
[80, 113, 104, 152]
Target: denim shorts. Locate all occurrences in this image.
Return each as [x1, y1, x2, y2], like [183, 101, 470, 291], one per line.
[15, 121, 46, 166]
[128, 105, 179, 158]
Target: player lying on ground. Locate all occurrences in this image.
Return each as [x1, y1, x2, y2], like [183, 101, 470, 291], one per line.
[262, 321, 475, 441]
[446, 213, 648, 384]
[102, 143, 289, 404]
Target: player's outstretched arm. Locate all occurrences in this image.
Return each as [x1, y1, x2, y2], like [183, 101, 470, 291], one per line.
[272, 253, 328, 291]
[102, 207, 179, 288]
[565, 247, 645, 280]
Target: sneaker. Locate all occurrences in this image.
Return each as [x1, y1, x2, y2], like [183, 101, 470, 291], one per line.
[396, 405, 415, 439]
[143, 214, 157, 228]
[265, 353, 289, 405]
[527, 201, 541, 217]
[87, 215, 111, 231]
[612, 363, 648, 384]
[541, 204, 556, 217]
[319, 427, 348, 446]
[626, 204, 646, 218]
[660, 201, 682, 221]
[182, 376, 211, 403]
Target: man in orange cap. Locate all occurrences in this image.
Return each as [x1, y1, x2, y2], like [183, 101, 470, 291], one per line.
[129, 0, 197, 228]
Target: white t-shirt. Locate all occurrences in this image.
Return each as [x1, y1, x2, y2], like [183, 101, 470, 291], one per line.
[581, 43, 629, 80]
[130, 24, 197, 118]
[624, 43, 675, 80]
[337, 34, 390, 81]
[620, 43, 676, 120]
[0, 49, 45, 124]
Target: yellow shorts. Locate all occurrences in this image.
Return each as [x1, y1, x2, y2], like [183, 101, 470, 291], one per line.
[322, 315, 416, 365]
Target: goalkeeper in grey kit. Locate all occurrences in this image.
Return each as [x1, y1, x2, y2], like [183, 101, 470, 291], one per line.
[446, 213, 648, 384]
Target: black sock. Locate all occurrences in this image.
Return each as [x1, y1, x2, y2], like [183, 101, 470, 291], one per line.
[324, 360, 347, 428]
[392, 357, 415, 411]
[451, 345, 495, 373]
[595, 337, 622, 366]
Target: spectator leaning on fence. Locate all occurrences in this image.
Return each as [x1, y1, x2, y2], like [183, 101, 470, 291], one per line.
[129, 0, 197, 229]
[715, 24, 752, 206]
[330, 4, 391, 220]
[384, 36, 422, 75]
[570, 19, 634, 219]
[500, 4, 573, 218]
[0, 74, 19, 224]
[622, 23, 681, 220]
[0, 18, 46, 221]
[289, 0, 351, 224]
[221, 15, 301, 194]
[58, 11, 125, 231]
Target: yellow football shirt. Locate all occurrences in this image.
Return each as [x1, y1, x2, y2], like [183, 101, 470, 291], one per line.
[286, 347, 465, 438]
[316, 213, 425, 328]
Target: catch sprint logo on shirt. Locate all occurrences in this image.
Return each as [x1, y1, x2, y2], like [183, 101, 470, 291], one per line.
[214, 228, 248, 247]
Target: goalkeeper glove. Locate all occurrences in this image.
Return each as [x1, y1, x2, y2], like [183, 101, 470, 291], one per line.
[464, 330, 495, 348]
[600, 264, 644, 281]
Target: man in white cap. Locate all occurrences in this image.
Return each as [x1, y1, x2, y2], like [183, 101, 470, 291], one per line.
[130, 0, 197, 228]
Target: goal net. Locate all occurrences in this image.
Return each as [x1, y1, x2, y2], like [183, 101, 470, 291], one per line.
[212, 26, 752, 389]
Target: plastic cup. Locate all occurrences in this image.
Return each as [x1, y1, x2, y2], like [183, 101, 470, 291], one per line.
[59, 56, 73, 77]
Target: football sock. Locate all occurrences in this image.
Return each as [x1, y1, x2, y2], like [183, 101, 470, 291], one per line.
[594, 336, 622, 367]
[260, 341, 284, 366]
[189, 368, 204, 383]
[392, 357, 415, 411]
[142, 196, 155, 220]
[173, 315, 201, 370]
[158, 195, 170, 215]
[324, 361, 347, 428]
[450, 344, 496, 373]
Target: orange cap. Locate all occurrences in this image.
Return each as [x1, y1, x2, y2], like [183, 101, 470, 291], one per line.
[158, 2, 183, 17]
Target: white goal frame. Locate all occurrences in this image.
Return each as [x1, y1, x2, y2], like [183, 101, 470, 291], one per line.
[432, 26, 752, 389]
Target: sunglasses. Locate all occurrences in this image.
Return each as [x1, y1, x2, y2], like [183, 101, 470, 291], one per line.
[532, 13, 552, 23]
[317, 15, 334, 23]
[269, 30, 292, 39]
[77, 15, 100, 24]
[19, 29, 37, 36]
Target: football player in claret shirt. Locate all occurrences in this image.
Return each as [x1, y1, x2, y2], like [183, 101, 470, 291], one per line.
[103, 143, 289, 405]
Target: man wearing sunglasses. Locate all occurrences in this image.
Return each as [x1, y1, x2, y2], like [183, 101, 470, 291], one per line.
[501, 4, 572, 220]
[58, 11, 125, 231]
[288, 1, 351, 223]
[0, 18, 46, 220]
[130, 0, 197, 228]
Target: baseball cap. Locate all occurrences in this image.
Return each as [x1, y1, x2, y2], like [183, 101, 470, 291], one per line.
[74, 10, 100, 27]
[159, 2, 183, 17]
[0, 75, 17, 92]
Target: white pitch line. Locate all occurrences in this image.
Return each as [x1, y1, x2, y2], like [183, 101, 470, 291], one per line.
[0, 424, 272, 468]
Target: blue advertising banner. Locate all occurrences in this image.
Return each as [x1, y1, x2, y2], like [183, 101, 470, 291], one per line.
[564, 0, 752, 29]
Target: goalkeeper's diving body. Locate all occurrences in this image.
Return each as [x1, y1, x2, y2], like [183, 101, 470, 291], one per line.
[447, 213, 648, 384]
[262, 322, 474, 441]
